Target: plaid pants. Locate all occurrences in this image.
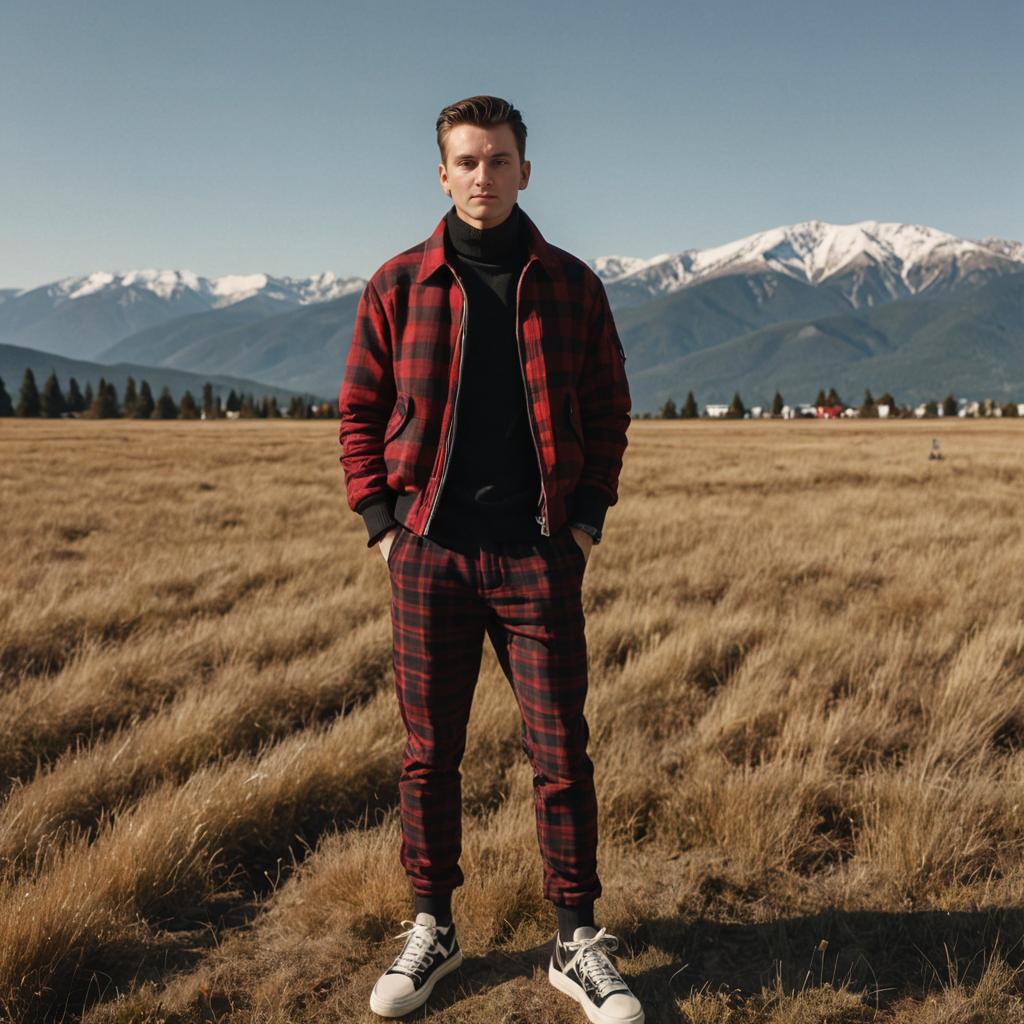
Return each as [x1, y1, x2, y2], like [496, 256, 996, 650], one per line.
[386, 521, 601, 908]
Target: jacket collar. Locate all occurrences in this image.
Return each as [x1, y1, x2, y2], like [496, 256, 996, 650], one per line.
[416, 205, 561, 284]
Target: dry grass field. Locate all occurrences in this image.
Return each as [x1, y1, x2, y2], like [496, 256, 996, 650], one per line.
[2, 416, 1024, 1024]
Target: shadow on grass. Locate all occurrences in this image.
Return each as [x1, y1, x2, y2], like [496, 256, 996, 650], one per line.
[395, 907, 1024, 1023]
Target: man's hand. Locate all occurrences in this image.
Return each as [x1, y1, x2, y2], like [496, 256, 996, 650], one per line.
[378, 525, 400, 563]
[569, 525, 593, 565]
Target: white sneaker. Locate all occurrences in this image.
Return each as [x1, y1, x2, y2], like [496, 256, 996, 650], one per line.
[548, 925, 644, 1024]
[369, 912, 463, 1017]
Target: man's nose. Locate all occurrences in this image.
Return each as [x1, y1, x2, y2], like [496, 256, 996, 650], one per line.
[474, 163, 493, 185]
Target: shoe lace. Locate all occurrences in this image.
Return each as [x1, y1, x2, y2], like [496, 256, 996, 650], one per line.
[388, 919, 449, 978]
[562, 927, 626, 999]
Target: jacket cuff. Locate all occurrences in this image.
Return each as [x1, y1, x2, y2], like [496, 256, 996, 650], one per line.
[356, 492, 398, 547]
[568, 484, 611, 537]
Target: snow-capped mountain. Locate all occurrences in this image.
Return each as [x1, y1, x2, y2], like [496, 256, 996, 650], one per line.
[0, 269, 367, 361]
[33, 268, 365, 309]
[591, 221, 1024, 309]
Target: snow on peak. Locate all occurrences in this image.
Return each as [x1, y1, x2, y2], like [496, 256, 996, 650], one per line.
[61, 271, 116, 300]
[37, 268, 368, 310]
[591, 220, 1024, 299]
[211, 273, 269, 297]
[975, 236, 1024, 262]
[300, 272, 367, 302]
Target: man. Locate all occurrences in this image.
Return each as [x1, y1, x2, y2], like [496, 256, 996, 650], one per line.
[338, 95, 640, 1023]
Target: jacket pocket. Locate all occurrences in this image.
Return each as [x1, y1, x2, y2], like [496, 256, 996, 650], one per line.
[555, 392, 586, 494]
[384, 392, 414, 444]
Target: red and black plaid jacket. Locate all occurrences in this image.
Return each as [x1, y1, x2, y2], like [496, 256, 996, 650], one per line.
[338, 207, 631, 545]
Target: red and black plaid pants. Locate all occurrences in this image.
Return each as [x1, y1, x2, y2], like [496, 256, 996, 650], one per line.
[386, 521, 601, 908]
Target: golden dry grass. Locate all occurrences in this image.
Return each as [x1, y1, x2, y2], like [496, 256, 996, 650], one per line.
[1, 416, 1023, 1024]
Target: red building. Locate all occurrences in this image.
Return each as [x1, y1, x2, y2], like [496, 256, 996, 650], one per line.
[816, 404, 844, 419]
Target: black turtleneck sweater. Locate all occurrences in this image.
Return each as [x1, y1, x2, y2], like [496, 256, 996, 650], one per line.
[357, 204, 610, 550]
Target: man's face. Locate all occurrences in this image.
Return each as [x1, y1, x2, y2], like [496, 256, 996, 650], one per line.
[438, 122, 531, 230]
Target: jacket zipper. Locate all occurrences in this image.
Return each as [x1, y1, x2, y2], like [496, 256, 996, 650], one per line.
[424, 269, 469, 535]
[515, 259, 550, 536]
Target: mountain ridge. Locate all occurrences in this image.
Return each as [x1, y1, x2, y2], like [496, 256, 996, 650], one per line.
[4, 219, 1022, 413]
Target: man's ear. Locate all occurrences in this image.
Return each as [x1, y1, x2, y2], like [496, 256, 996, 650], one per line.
[519, 159, 531, 190]
[438, 162, 450, 196]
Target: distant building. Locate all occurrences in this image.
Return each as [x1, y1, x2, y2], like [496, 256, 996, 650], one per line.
[816, 404, 844, 419]
[704, 403, 730, 418]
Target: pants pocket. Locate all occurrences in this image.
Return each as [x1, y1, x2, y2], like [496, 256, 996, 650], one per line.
[386, 524, 408, 570]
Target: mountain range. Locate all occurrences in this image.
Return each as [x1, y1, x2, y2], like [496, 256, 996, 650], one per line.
[2, 220, 1022, 412]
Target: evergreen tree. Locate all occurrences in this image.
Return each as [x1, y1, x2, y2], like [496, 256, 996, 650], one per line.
[1003, 402, 1020, 418]
[659, 396, 678, 419]
[214, 394, 223, 418]
[155, 386, 178, 419]
[240, 392, 256, 417]
[815, 388, 827, 407]
[40, 371, 67, 417]
[123, 376, 138, 417]
[201, 382, 215, 418]
[268, 395, 281, 418]
[83, 381, 94, 408]
[826, 386, 843, 408]
[134, 380, 155, 419]
[92, 377, 120, 418]
[771, 390, 784, 416]
[258, 395, 271, 418]
[859, 388, 877, 418]
[878, 391, 896, 410]
[681, 391, 698, 418]
[288, 395, 306, 419]
[106, 379, 121, 417]
[88, 377, 105, 418]
[942, 392, 958, 417]
[924, 400, 938, 418]
[179, 389, 199, 419]
[67, 377, 85, 413]
[18, 368, 41, 417]
[727, 391, 746, 418]
[0, 376, 13, 416]
[226, 388, 240, 413]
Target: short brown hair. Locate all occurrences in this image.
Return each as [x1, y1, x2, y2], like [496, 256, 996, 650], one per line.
[436, 95, 527, 164]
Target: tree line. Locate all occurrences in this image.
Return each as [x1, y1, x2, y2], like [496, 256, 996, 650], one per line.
[0, 369, 337, 420]
[651, 386, 1021, 419]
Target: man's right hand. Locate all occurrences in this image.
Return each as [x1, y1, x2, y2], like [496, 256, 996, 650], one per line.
[377, 525, 400, 563]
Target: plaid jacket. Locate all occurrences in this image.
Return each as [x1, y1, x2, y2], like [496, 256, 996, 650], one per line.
[338, 206, 631, 543]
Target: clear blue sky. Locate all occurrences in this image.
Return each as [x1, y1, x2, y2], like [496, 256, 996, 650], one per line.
[3, 0, 1021, 289]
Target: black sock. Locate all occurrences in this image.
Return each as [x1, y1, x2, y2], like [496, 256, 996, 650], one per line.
[413, 893, 452, 927]
[556, 900, 595, 943]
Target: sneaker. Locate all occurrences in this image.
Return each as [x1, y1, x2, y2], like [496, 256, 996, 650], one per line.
[369, 911, 463, 1017]
[548, 925, 644, 1024]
